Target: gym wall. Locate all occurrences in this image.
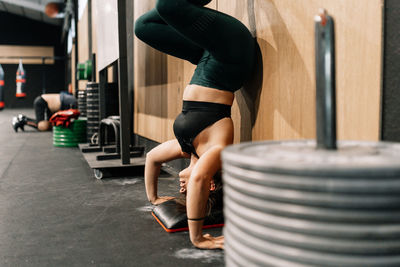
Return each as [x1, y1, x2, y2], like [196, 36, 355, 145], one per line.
[0, 12, 66, 108]
[133, 0, 382, 144]
[134, 0, 200, 142]
[77, 3, 90, 90]
[75, 1, 114, 91]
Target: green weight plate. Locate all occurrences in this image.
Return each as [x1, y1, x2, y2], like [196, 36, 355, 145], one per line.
[53, 131, 86, 136]
[54, 139, 86, 143]
[76, 63, 86, 80]
[69, 126, 87, 131]
[53, 130, 86, 133]
[84, 60, 92, 80]
[53, 124, 86, 129]
[53, 134, 86, 139]
[53, 142, 79, 147]
[53, 135, 86, 141]
[53, 128, 86, 134]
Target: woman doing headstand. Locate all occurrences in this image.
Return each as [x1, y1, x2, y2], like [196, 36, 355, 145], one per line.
[135, 0, 255, 250]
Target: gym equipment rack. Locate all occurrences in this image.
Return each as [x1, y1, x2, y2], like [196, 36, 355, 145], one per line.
[79, 0, 145, 179]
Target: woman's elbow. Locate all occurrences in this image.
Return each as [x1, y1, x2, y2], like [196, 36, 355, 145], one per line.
[190, 171, 212, 187]
[145, 149, 162, 166]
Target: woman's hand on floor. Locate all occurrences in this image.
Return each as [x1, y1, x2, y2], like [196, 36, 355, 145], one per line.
[193, 233, 224, 250]
[151, 196, 175, 205]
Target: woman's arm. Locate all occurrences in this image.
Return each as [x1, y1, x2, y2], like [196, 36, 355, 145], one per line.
[186, 145, 224, 249]
[145, 139, 188, 204]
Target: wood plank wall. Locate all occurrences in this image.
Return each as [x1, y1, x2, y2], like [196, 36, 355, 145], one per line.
[78, 1, 114, 85]
[133, 0, 217, 142]
[73, 0, 381, 144]
[91, 0, 99, 83]
[77, 2, 106, 88]
[78, 4, 90, 90]
[0, 45, 54, 64]
[225, 0, 382, 142]
[133, 0, 383, 144]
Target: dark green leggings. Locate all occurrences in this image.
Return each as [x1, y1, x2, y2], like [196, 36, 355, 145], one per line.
[135, 0, 255, 92]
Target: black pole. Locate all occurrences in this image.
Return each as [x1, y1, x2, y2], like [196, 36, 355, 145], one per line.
[117, 0, 133, 164]
[315, 9, 337, 150]
[99, 68, 107, 121]
[381, 0, 400, 141]
[91, 53, 96, 82]
[129, 0, 135, 147]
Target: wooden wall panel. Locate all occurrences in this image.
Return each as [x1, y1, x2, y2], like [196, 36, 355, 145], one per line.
[78, 4, 89, 63]
[91, 0, 99, 82]
[133, 0, 382, 144]
[78, 4, 89, 90]
[134, 1, 217, 143]
[0, 45, 54, 64]
[219, 0, 382, 142]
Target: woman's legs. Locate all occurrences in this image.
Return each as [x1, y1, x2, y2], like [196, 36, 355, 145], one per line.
[135, 8, 204, 65]
[155, 0, 254, 63]
[34, 96, 47, 123]
[33, 95, 51, 131]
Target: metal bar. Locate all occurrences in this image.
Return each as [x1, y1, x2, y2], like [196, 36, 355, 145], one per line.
[81, 146, 102, 153]
[96, 150, 143, 161]
[103, 146, 117, 153]
[128, 0, 135, 146]
[117, 0, 133, 164]
[103, 146, 143, 154]
[315, 9, 337, 150]
[97, 153, 121, 161]
[99, 120, 106, 148]
[99, 68, 107, 121]
[91, 53, 96, 82]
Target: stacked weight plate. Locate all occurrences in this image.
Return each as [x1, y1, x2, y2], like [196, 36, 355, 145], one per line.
[222, 140, 400, 267]
[77, 90, 87, 117]
[86, 82, 100, 142]
[53, 118, 87, 147]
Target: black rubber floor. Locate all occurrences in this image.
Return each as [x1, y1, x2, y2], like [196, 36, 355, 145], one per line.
[0, 109, 224, 267]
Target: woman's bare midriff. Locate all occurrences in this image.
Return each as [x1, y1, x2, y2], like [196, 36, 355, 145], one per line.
[183, 84, 234, 106]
